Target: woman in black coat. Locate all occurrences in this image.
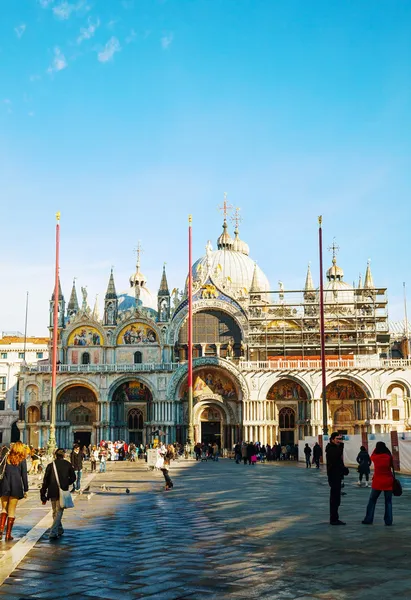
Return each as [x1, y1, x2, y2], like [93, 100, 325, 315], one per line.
[356, 446, 372, 487]
[0, 442, 29, 541]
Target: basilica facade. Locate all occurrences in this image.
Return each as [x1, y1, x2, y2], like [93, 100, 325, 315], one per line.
[17, 215, 411, 449]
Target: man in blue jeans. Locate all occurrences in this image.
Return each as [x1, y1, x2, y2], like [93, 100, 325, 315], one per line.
[70, 444, 84, 492]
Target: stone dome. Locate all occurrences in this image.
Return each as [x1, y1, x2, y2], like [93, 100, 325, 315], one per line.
[191, 221, 270, 297]
[322, 257, 355, 312]
[118, 287, 157, 313]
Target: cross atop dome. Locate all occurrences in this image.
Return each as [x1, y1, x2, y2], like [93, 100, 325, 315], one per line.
[219, 192, 233, 223]
[328, 238, 340, 264]
[134, 240, 144, 270]
[231, 207, 242, 231]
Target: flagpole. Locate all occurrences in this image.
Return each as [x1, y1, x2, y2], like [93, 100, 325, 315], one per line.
[187, 214, 194, 451]
[404, 282, 410, 360]
[23, 291, 29, 362]
[318, 216, 328, 436]
[48, 211, 60, 455]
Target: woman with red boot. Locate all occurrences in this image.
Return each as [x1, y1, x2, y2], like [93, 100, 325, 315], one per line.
[0, 442, 29, 541]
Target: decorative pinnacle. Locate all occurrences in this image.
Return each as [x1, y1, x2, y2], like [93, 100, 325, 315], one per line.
[56, 211, 61, 221]
[219, 192, 233, 223]
[231, 207, 242, 231]
[188, 214, 192, 224]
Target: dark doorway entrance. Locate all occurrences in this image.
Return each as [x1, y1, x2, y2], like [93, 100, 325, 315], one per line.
[74, 431, 91, 449]
[11, 421, 20, 443]
[280, 430, 294, 445]
[129, 431, 143, 445]
[202, 421, 221, 446]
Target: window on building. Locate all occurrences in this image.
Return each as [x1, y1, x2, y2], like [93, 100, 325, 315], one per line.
[128, 408, 144, 430]
[81, 352, 90, 365]
[0, 377, 5, 392]
[0, 353, 7, 359]
[36, 352, 43, 359]
[0, 401, 5, 411]
[18, 353, 25, 359]
[134, 351, 142, 364]
[392, 409, 400, 422]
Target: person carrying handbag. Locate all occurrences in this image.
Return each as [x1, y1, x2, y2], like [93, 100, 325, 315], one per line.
[0, 442, 29, 541]
[40, 448, 76, 540]
[362, 442, 396, 526]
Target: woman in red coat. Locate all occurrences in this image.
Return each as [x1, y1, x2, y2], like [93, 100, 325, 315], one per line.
[362, 442, 394, 526]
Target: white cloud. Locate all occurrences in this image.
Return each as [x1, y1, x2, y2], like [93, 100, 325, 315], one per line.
[3, 99, 12, 114]
[52, 1, 89, 20]
[47, 47, 68, 73]
[97, 37, 120, 62]
[161, 33, 173, 50]
[28, 111, 35, 117]
[29, 74, 41, 82]
[77, 17, 100, 43]
[39, 0, 54, 7]
[15, 24, 26, 39]
[3, 99, 11, 104]
[125, 29, 136, 44]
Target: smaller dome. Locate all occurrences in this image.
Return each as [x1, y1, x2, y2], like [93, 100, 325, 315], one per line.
[233, 230, 250, 256]
[217, 222, 234, 250]
[327, 257, 344, 281]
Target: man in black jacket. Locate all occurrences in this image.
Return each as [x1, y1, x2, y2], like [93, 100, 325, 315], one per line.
[313, 442, 323, 469]
[326, 432, 347, 526]
[41, 449, 76, 540]
[70, 444, 84, 492]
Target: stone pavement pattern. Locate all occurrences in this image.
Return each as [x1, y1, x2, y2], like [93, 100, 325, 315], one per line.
[0, 459, 410, 600]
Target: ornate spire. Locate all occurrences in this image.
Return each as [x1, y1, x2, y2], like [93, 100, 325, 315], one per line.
[67, 279, 79, 312]
[250, 263, 260, 293]
[231, 207, 250, 255]
[158, 264, 170, 296]
[51, 277, 64, 300]
[358, 273, 363, 289]
[92, 295, 100, 320]
[304, 263, 315, 291]
[364, 259, 374, 289]
[105, 268, 117, 300]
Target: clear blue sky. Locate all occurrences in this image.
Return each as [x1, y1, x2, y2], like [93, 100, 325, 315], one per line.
[1, 0, 410, 335]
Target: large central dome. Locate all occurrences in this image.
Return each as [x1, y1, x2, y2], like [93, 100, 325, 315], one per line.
[191, 220, 270, 297]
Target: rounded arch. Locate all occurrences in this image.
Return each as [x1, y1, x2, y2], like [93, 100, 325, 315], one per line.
[382, 378, 411, 399]
[168, 301, 247, 347]
[113, 316, 162, 346]
[178, 365, 240, 404]
[323, 378, 370, 401]
[265, 377, 311, 401]
[107, 374, 155, 402]
[56, 378, 100, 402]
[313, 374, 373, 399]
[27, 405, 40, 424]
[63, 320, 107, 347]
[24, 384, 40, 407]
[167, 357, 249, 402]
[193, 399, 231, 425]
[333, 405, 353, 425]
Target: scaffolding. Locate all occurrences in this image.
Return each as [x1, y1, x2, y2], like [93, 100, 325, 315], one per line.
[248, 286, 389, 361]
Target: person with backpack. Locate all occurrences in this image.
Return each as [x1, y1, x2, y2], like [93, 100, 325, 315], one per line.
[356, 446, 372, 487]
[0, 442, 29, 541]
[40, 448, 76, 540]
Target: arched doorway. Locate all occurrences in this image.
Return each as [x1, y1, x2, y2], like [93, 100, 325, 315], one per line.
[58, 385, 98, 448]
[200, 405, 223, 446]
[326, 379, 367, 432]
[267, 379, 307, 443]
[111, 380, 152, 442]
[278, 407, 296, 445]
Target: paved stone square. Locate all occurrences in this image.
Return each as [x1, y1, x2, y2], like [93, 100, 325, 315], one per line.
[0, 459, 410, 600]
